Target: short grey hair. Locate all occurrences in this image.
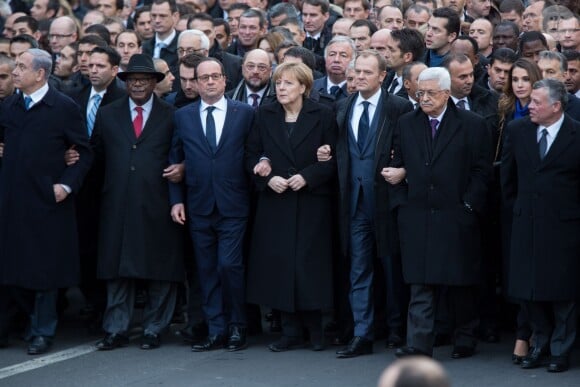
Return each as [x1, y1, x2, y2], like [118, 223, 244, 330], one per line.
[324, 36, 356, 65]
[27, 49, 52, 81]
[418, 67, 450, 90]
[178, 29, 210, 50]
[533, 78, 568, 111]
[538, 50, 567, 74]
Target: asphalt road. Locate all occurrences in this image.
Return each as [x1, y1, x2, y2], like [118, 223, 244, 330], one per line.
[1, 291, 579, 387]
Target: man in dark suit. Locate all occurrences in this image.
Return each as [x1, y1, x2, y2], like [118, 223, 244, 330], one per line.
[141, 0, 180, 80]
[92, 54, 185, 351]
[169, 57, 254, 352]
[382, 28, 425, 99]
[312, 36, 355, 102]
[391, 67, 492, 359]
[68, 45, 125, 329]
[318, 50, 413, 358]
[501, 79, 580, 373]
[0, 49, 92, 354]
[227, 48, 273, 106]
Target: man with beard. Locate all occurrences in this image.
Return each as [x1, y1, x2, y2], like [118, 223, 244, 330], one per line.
[227, 49, 273, 107]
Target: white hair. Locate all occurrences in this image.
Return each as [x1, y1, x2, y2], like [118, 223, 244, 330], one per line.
[418, 67, 450, 90]
[178, 29, 210, 51]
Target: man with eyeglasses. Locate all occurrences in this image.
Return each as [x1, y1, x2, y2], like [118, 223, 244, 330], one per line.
[227, 48, 273, 107]
[391, 67, 491, 360]
[92, 54, 185, 351]
[48, 16, 78, 56]
[169, 57, 255, 352]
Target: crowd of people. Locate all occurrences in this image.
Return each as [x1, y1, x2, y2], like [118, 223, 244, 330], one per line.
[0, 0, 579, 377]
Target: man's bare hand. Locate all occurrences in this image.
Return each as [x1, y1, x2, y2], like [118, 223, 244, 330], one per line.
[53, 184, 69, 202]
[171, 203, 186, 225]
[287, 174, 306, 191]
[381, 167, 406, 185]
[163, 163, 185, 183]
[268, 176, 288, 194]
[317, 144, 332, 161]
[253, 159, 272, 176]
[64, 145, 79, 166]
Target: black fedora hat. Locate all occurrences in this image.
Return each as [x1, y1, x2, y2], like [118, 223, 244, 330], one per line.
[117, 54, 165, 82]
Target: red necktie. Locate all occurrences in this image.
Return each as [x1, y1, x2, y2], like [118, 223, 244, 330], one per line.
[133, 106, 143, 138]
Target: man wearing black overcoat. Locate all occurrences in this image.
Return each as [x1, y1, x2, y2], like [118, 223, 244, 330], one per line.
[391, 67, 492, 359]
[92, 54, 184, 351]
[0, 49, 92, 354]
[501, 79, 580, 373]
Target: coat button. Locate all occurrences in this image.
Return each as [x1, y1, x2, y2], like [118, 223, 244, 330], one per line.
[132, 144, 137, 149]
[429, 184, 434, 190]
[430, 208, 435, 214]
[130, 166, 135, 171]
[425, 162, 429, 166]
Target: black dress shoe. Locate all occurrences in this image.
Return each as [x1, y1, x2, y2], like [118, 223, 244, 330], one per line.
[547, 356, 569, 373]
[226, 326, 247, 352]
[386, 330, 404, 349]
[336, 336, 373, 358]
[140, 333, 161, 350]
[521, 346, 548, 369]
[268, 336, 305, 352]
[95, 333, 129, 350]
[192, 334, 225, 352]
[27, 336, 53, 355]
[178, 321, 208, 344]
[451, 346, 475, 359]
[433, 333, 452, 347]
[395, 346, 431, 358]
[512, 353, 525, 365]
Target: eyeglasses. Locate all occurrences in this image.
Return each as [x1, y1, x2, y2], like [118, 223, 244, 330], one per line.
[177, 47, 205, 56]
[196, 73, 223, 82]
[415, 90, 446, 99]
[48, 33, 74, 40]
[126, 77, 154, 84]
[244, 63, 270, 72]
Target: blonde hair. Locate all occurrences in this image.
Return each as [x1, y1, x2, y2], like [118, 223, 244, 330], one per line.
[272, 62, 313, 96]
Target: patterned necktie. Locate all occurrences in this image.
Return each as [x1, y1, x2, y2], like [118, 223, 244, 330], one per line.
[388, 78, 399, 94]
[249, 93, 259, 108]
[24, 96, 32, 110]
[133, 106, 144, 138]
[430, 119, 439, 138]
[456, 99, 466, 110]
[358, 101, 370, 151]
[538, 128, 548, 159]
[206, 106, 217, 152]
[87, 94, 102, 136]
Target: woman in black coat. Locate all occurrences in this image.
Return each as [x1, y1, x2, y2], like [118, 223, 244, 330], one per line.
[245, 62, 337, 352]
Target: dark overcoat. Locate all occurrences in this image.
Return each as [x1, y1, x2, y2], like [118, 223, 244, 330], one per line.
[0, 88, 92, 289]
[336, 90, 413, 258]
[501, 115, 580, 301]
[91, 96, 184, 281]
[245, 99, 337, 313]
[390, 101, 492, 285]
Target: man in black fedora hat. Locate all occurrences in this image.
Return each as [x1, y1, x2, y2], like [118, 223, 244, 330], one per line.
[92, 54, 186, 351]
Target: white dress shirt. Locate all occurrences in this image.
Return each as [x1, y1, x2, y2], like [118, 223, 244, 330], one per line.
[351, 89, 382, 141]
[537, 113, 565, 153]
[23, 83, 49, 109]
[200, 96, 227, 144]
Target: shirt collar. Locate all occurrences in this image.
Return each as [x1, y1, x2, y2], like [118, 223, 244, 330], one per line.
[156, 29, 176, 46]
[451, 95, 467, 105]
[201, 95, 227, 112]
[25, 82, 49, 104]
[129, 94, 154, 112]
[429, 106, 447, 123]
[89, 87, 107, 100]
[355, 88, 382, 107]
[540, 113, 565, 137]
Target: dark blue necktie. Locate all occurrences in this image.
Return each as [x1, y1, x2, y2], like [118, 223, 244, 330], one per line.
[358, 101, 370, 151]
[330, 85, 340, 96]
[206, 106, 217, 152]
[24, 96, 32, 110]
[539, 128, 548, 159]
[456, 99, 466, 110]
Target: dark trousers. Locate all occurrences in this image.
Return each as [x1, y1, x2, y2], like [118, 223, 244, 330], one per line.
[102, 279, 177, 335]
[281, 310, 322, 339]
[523, 300, 577, 357]
[189, 209, 247, 336]
[378, 254, 407, 332]
[407, 284, 478, 355]
[0, 286, 58, 339]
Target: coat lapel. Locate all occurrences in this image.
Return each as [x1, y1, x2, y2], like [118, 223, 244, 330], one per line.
[432, 101, 461, 163]
[372, 92, 391, 173]
[216, 99, 234, 153]
[137, 96, 163, 143]
[117, 97, 136, 143]
[539, 116, 576, 169]
[289, 99, 317, 150]
[523, 120, 541, 168]
[266, 103, 295, 164]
